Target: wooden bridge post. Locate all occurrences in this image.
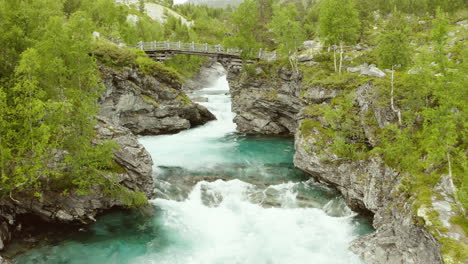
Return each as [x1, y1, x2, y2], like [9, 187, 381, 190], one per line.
[178, 41, 181, 49]
[137, 41, 143, 50]
[205, 43, 208, 52]
[191, 42, 195, 51]
[258, 48, 263, 59]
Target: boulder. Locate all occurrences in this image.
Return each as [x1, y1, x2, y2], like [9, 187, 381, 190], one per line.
[347, 64, 386, 78]
[298, 54, 314, 62]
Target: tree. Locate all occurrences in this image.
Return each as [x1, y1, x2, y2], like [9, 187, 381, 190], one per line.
[0, 87, 10, 191]
[139, 0, 145, 14]
[270, 4, 305, 55]
[225, 0, 260, 58]
[6, 49, 53, 196]
[318, 0, 360, 73]
[256, 0, 274, 45]
[269, 4, 306, 73]
[377, 10, 411, 126]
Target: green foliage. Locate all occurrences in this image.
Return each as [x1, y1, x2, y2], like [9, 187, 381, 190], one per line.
[269, 4, 306, 55]
[93, 41, 138, 67]
[377, 11, 411, 68]
[164, 54, 207, 79]
[176, 94, 192, 105]
[0, 1, 140, 200]
[318, 0, 360, 46]
[107, 185, 149, 208]
[224, 0, 260, 58]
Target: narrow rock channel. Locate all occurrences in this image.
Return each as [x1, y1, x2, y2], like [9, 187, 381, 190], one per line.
[14, 75, 373, 264]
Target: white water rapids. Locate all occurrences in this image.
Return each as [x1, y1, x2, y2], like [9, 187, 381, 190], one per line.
[137, 76, 365, 264]
[15, 75, 370, 264]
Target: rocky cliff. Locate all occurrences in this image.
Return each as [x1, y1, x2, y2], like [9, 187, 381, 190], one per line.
[226, 61, 460, 263]
[99, 66, 215, 136]
[227, 63, 303, 135]
[294, 82, 445, 264]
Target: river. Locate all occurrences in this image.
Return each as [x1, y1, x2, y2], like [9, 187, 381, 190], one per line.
[15, 75, 373, 264]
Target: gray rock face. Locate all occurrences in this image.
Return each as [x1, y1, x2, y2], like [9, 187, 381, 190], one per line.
[227, 65, 303, 135]
[99, 66, 215, 136]
[294, 83, 443, 264]
[223, 61, 448, 263]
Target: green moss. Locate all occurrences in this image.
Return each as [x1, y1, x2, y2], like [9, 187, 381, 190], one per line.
[135, 56, 183, 85]
[142, 94, 159, 107]
[120, 189, 149, 208]
[243, 64, 257, 76]
[105, 184, 149, 208]
[451, 216, 468, 235]
[440, 237, 468, 264]
[264, 90, 279, 101]
[304, 104, 324, 118]
[176, 94, 192, 105]
[299, 119, 321, 138]
[109, 161, 127, 174]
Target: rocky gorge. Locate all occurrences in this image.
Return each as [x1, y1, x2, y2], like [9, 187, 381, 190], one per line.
[225, 58, 465, 263]
[0, 53, 465, 264]
[0, 63, 216, 261]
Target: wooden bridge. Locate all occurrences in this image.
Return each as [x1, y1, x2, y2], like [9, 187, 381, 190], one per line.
[135, 41, 277, 62]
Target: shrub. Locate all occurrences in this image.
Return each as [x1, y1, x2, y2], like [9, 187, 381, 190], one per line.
[93, 41, 137, 67]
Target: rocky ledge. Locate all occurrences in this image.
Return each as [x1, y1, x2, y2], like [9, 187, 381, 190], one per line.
[99, 66, 215, 136]
[227, 64, 303, 135]
[0, 118, 154, 259]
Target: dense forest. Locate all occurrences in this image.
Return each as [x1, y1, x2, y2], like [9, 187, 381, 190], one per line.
[0, 0, 467, 260]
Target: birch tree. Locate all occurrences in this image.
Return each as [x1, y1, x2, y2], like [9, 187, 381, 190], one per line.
[377, 10, 410, 126]
[318, 0, 360, 74]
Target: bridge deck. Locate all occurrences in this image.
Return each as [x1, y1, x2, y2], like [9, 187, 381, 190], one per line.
[136, 41, 277, 61]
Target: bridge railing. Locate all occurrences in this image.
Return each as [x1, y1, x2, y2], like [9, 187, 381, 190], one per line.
[136, 41, 277, 61]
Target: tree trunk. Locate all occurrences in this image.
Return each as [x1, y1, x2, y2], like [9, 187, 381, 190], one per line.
[339, 42, 343, 74]
[390, 66, 402, 126]
[333, 46, 337, 73]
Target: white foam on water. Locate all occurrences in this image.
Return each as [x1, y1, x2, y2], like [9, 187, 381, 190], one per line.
[137, 75, 364, 264]
[134, 180, 362, 264]
[139, 76, 237, 170]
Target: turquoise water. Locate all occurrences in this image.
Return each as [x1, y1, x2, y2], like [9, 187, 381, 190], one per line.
[15, 77, 373, 264]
